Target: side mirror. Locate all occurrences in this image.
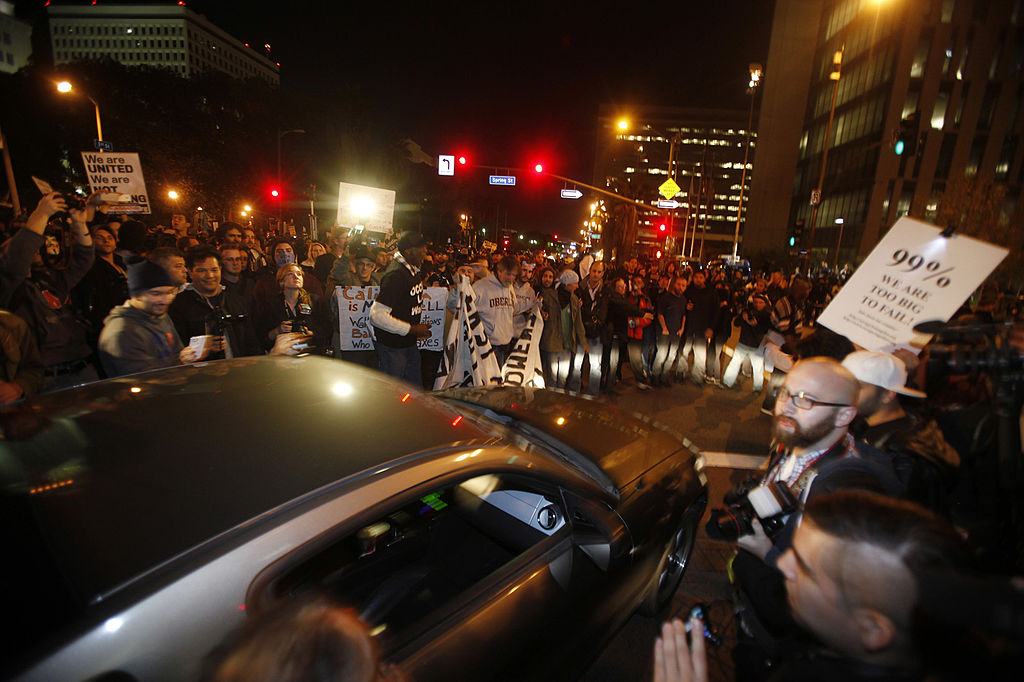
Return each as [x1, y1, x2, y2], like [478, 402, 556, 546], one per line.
[565, 493, 630, 572]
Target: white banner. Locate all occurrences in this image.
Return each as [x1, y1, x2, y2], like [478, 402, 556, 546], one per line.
[335, 286, 378, 351]
[80, 151, 150, 214]
[501, 309, 545, 387]
[434, 275, 502, 389]
[817, 217, 1008, 352]
[416, 287, 446, 351]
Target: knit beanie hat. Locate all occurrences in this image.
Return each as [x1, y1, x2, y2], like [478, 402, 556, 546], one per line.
[128, 259, 175, 296]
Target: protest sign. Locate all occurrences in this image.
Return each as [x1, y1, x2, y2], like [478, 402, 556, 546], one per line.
[501, 309, 545, 388]
[335, 286, 378, 351]
[336, 181, 396, 233]
[817, 217, 1007, 352]
[80, 151, 150, 214]
[435, 275, 502, 389]
[417, 287, 447, 351]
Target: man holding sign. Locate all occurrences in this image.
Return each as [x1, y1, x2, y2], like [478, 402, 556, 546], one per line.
[369, 232, 431, 385]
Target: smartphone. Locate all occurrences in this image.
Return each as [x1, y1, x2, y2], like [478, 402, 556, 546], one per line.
[684, 603, 722, 646]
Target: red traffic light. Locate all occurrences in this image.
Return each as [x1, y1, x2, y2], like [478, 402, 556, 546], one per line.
[533, 162, 544, 174]
[658, 223, 667, 233]
[457, 155, 467, 165]
[269, 188, 280, 198]
[553, 234, 558, 239]
[503, 239, 510, 246]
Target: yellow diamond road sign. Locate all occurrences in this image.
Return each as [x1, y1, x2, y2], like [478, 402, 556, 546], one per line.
[658, 178, 680, 200]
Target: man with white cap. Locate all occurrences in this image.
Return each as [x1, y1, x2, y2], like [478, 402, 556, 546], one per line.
[841, 350, 960, 515]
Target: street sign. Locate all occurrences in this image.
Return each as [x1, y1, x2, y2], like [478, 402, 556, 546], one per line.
[658, 178, 680, 200]
[94, 139, 113, 152]
[438, 155, 454, 176]
[560, 189, 583, 199]
[810, 189, 821, 205]
[657, 199, 680, 209]
[489, 175, 516, 186]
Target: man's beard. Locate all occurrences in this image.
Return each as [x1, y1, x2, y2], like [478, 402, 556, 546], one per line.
[772, 412, 838, 448]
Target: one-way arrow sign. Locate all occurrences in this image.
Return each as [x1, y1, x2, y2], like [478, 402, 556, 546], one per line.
[657, 199, 680, 209]
[560, 189, 583, 199]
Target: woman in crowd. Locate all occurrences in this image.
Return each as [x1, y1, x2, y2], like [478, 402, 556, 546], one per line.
[253, 263, 332, 354]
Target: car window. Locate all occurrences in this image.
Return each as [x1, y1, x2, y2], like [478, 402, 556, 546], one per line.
[266, 474, 567, 652]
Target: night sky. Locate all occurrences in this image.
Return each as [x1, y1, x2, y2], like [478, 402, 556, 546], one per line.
[42, 1, 778, 235]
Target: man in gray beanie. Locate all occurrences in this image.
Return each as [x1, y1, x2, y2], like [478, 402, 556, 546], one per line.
[98, 259, 208, 377]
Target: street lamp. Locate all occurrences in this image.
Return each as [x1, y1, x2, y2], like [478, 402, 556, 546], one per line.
[167, 190, 179, 200]
[617, 119, 629, 131]
[807, 47, 844, 270]
[834, 217, 845, 268]
[56, 80, 104, 142]
[732, 62, 763, 260]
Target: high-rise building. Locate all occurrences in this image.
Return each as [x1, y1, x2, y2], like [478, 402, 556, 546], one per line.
[594, 105, 755, 259]
[746, 0, 1024, 264]
[47, 3, 279, 85]
[0, 1, 32, 74]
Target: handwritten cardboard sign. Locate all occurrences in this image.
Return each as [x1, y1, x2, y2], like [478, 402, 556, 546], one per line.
[335, 286, 378, 351]
[416, 287, 447, 351]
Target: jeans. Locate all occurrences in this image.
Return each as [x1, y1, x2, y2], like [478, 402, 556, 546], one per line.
[627, 338, 649, 384]
[652, 332, 683, 381]
[377, 344, 422, 386]
[568, 344, 587, 392]
[681, 334, 709, 382]
[707, 333, 728, 381]
[542, 349, 572, 389]
[602, 333, 624, 390]
[722, 342, 765, 390]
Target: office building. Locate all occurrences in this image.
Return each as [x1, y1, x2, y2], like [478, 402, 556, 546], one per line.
[594, 105, 756, 259]
[746, 0, 1024, 263]
[47, 3, 279, 85]
[0, 1, 32, 74]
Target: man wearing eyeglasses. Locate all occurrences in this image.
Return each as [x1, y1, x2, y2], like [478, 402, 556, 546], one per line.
[727, 357, 904, 679]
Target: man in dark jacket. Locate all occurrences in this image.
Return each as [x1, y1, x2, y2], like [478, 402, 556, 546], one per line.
[169, 247, 262, 360]
[722, 293, 771, 391]
[368, 231, 431, 385]
[679, 269, 719, 385]
[842, 350, 960, 516]
[7, 192, 97, 390]
[576, 260, 609, 396]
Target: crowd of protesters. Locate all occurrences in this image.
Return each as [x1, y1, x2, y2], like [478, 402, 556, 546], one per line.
[3, 192, 1024, 681]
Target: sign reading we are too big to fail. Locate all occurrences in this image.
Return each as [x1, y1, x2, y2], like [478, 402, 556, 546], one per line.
[80, 151, 151, 214]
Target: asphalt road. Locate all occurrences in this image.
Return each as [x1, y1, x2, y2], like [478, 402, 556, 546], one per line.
[581, 369, 774, 682]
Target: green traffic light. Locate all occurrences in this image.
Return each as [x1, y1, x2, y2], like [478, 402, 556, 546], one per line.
[789, 237, 796, 246]
[894, 140, 905, 155]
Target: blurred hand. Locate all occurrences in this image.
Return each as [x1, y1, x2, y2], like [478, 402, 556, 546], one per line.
[180, 344, 209, 364]
[210, 336, 226, 352]
[737, 517, 773, 560]
[643, 312, 654, 320]
[269, 332, 312, 356]
[34, 191, 67, 218]
[409, 323, 431, 339]
[69, 192, 101, 225]
[0, 380, 24, 405]
[653, 617, 707, 682]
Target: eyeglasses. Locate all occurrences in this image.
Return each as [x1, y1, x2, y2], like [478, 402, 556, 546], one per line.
[774, 387, 851, 410]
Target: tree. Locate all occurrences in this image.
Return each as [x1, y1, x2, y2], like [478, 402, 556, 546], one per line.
[934, 173, 1021, 284]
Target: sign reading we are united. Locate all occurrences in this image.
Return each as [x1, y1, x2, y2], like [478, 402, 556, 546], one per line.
[80, 151, 151, 214]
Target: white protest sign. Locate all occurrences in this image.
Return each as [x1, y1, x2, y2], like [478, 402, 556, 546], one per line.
[817, 217, 1007, 352]
[501, 309, 545, 388]
[417, 287, 447, 351]
[434, 275, 502, 389]
[336, 181, 396, 233]
[80, 151, 151, 214]
[335, 286, 378, 351]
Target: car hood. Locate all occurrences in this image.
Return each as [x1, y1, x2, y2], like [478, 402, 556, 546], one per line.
[439, 386, 695, 491]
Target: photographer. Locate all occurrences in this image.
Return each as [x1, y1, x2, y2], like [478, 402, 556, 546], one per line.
[710, 358, 903, 678]
[168, 246, 261, 360]
[722, 293, 770, 392]
[253, 263, 331, 354]
[6, 191, 97, 390]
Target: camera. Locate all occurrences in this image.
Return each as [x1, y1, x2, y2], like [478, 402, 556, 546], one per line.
[290, 302, 313, 335]
[707, 479, 798, 541]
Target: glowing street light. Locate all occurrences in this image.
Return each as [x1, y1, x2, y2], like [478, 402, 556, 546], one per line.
[55, 79, 104, 142]
[617, 119, 629, 130]
[243, 204, 252, 212]
[167, 190, 179, 200]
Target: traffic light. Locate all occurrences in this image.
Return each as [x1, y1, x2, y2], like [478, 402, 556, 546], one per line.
[532, 162, 544, 174]
[269, 187, 281, 199]
[789, 218, 805, 251]
[457, 154, 468, 167]
[892, 112, 920, 156]
[658, 223, 667, 233]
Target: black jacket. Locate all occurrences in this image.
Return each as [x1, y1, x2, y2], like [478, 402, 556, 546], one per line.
[253, 291, 333, 353]
[168, 286, 263, 359]
[577, 281, 610, 341]
[373, 259, 423, 348]
[683, 284, 719, 337]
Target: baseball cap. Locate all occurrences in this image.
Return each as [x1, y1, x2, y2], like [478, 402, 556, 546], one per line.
[841, 350, 926, 398]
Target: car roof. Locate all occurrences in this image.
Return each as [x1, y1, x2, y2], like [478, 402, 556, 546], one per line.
[0, 357, 494, 602]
